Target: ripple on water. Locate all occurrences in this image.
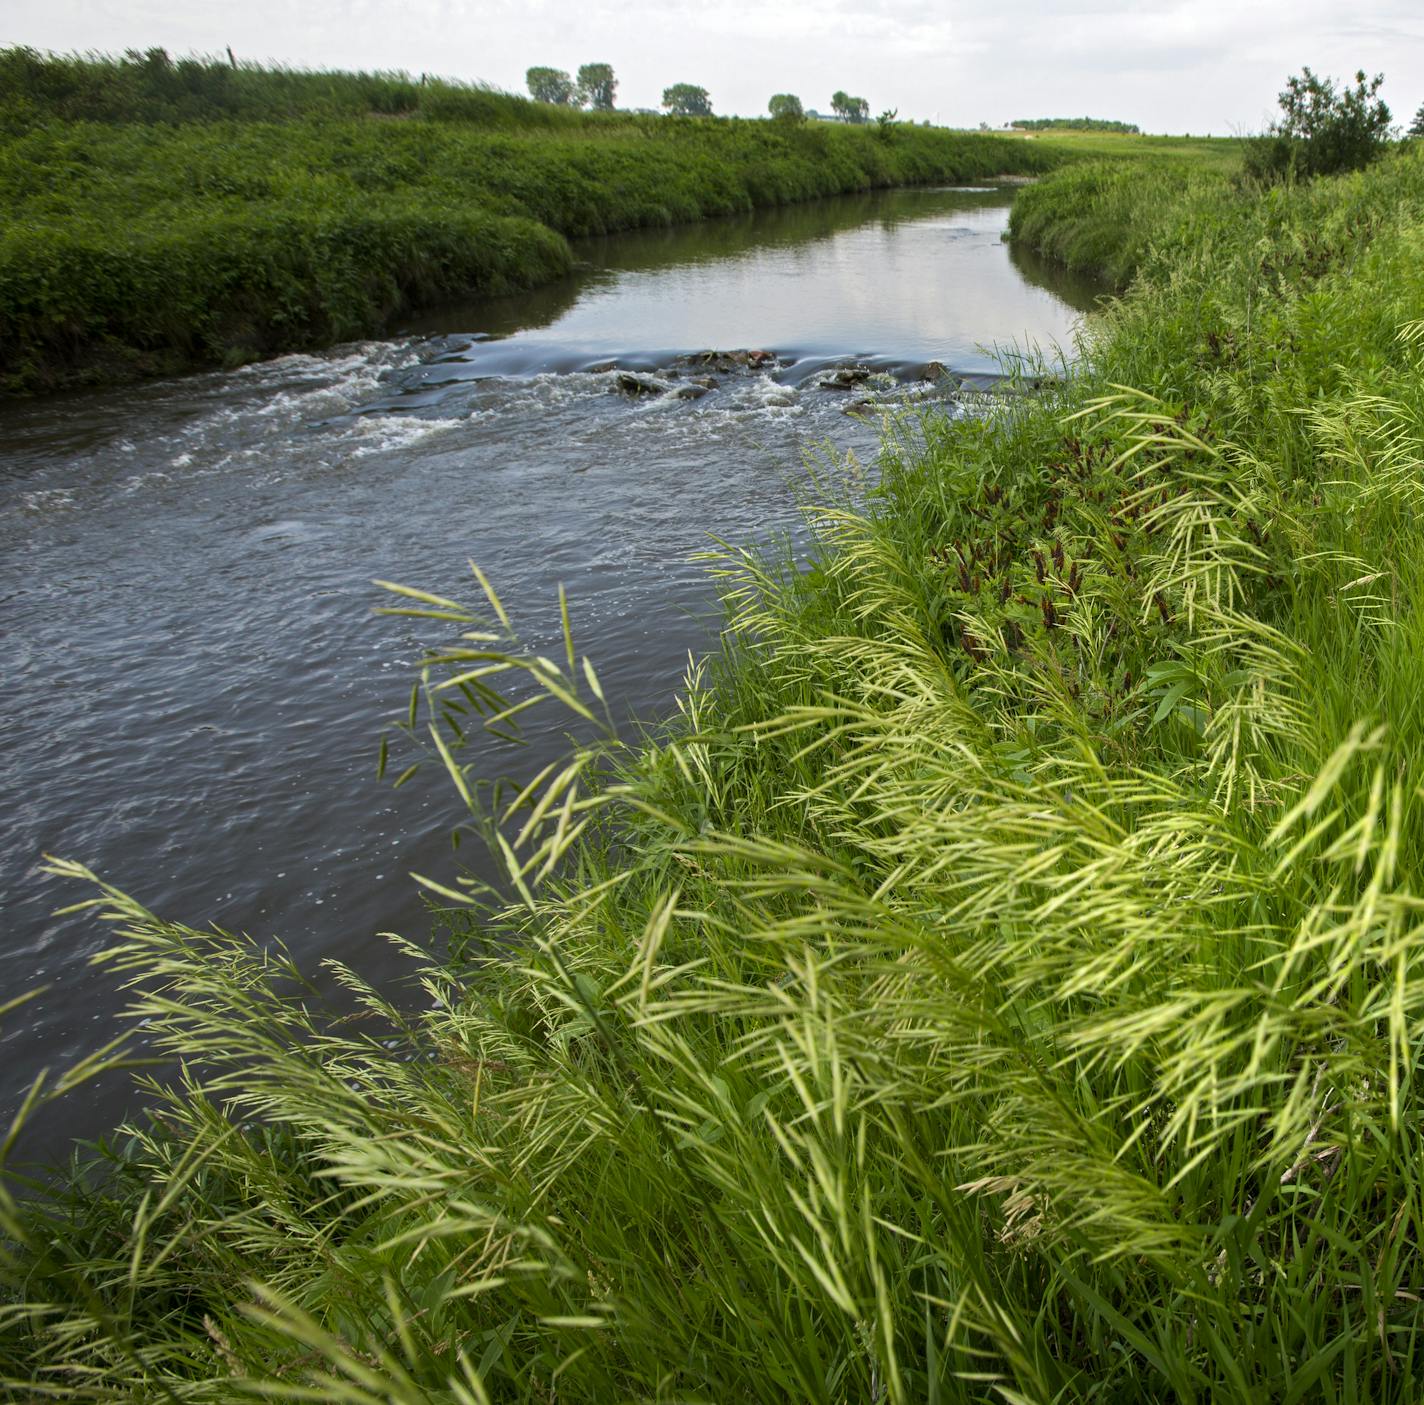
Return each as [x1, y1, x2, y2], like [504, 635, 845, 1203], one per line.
[0, 185, 1095, 1157]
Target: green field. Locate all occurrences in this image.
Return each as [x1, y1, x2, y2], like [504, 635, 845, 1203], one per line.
[1030, 128, 1244, 164]
[5, 46, 1424, 1389]
[0, 49, 1073, 396]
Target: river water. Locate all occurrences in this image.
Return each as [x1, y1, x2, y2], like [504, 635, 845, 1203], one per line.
[0, 185, 1100, 1150]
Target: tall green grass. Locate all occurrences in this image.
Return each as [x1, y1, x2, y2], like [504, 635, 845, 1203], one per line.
[0, 46, 609, 130]
[0, 50, 1060, 395]
[6, 137, 1424, 1404]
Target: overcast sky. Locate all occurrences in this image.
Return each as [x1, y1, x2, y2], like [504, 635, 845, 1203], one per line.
[5, 0, 1423, 134]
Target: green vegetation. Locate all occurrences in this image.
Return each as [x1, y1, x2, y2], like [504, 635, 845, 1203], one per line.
[830, 89, 870, 123]
[1244, 67, 1393, 181]
[1008, 159, 1221, 286]
[525, 66, 576, 106]
[0, 49, 1056, 395]
[1022, 129, 1243, 164]
[575, 63, 617, 113]
[0, 45, 454, 126]
[1013, 117, 1141, 133]
[769, 92, 805, 123]
[662, 83, 713, 117]
[7, 100, 1424, 1400]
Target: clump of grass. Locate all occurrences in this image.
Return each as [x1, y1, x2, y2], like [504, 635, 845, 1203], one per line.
[5, 138, 1424, 1402]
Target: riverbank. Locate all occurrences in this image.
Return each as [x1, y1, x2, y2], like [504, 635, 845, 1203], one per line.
[0, 54, 1069, 396]
[10, 118, 1424, 1405]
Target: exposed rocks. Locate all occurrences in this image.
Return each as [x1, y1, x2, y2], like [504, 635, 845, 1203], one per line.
[919, 360, 962, 387]
[613, 371, 667, 397]
[817, 365, 872, 390]
[673, 349, 779, 374]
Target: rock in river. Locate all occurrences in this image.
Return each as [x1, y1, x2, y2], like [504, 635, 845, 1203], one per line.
[613, 371, 667, 397]
[818, 365, 872, 390]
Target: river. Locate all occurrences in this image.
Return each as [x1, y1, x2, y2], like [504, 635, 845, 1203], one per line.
[0, 184, 1101, 1153]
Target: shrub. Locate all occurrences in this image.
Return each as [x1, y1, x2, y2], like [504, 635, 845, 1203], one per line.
[1244, 67, 1393, 180]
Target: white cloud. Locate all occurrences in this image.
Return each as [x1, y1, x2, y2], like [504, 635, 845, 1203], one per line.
[3, 0, 1422, 132]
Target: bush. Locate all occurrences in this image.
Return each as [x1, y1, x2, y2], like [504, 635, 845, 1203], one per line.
[1244, 67, 1393, 181]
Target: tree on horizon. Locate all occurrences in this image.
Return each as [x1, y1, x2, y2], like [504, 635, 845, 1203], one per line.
[663, 83, 713, 117]
[577, 63, 617, 111]
[830, 90, 869, 123]
[526, 67, 574, 105]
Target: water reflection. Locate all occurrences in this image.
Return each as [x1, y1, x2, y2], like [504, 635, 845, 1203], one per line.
[404, 185, 1105, 370]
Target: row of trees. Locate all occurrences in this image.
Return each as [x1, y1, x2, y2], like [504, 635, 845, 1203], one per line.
[829, 90, 871, 123]
[525, 68, 891, 125]
[1012, 117, 1140, 133]
[525, 63, 615, 110]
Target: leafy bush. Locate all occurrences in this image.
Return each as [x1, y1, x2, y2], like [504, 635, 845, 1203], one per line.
[1244, 67, 1393, 180]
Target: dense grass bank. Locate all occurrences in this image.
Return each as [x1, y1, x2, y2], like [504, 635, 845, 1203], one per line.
[0, 46, 601, 129]
[6, 137, 1424, 1396]
[0, 51, 1060, 395]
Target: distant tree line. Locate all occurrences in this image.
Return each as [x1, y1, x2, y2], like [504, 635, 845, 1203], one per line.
[525, 63, 616, 110]
[1012, 118, 1141, 133]
[527, 69, 906, 128]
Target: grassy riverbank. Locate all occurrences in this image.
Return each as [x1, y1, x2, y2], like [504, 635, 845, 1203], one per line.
[0, 51, 1064, 396]
[6, 131, 1424, 1395]
[1007, 158, 1238, 286]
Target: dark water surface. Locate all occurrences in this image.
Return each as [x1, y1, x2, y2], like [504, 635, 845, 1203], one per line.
[0, 185, 1100, 1152]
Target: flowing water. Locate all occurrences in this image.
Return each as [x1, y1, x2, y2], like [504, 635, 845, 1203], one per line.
[0, 185, 1102, 1152]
